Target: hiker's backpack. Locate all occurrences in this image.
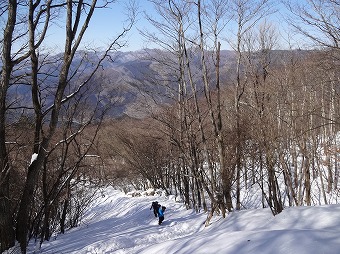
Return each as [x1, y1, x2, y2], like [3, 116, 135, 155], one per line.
[152, 201, 158, 209]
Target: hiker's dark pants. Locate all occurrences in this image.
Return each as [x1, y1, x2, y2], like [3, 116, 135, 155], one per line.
[158, 216, 164, 225]
[153, 209, 158, 217]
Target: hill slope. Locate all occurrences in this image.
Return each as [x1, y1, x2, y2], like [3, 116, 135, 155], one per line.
[27, 187, 340, 254]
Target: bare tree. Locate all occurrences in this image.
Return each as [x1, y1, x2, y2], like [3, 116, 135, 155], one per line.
[0, 1, 22, 251]
[284, 0, 340, 205]
[284, 0, 340, 49]
[227, 0, 275, 211]
[0, 0, 136, 252]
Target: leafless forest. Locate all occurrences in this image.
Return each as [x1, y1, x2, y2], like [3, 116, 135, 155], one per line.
[0, 0, 339, 253]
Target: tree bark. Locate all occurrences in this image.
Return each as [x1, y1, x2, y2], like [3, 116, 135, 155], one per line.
[0, 0, 17, 251]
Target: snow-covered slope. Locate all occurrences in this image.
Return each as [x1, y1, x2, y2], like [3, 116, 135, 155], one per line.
[27, 187, 340, 254]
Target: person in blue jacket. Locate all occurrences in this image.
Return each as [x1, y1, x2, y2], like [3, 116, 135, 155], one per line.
[158, 205, 166, 225]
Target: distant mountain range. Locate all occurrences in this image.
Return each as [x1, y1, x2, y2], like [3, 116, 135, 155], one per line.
[7, 49, 306, 120]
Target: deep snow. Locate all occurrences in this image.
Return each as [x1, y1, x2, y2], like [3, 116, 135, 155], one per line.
[26, 187, 340, 254]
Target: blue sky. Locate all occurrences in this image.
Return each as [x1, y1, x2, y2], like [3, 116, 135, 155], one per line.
[83, 0, 155, 51]
[44, 0, 155, 52]
[43, 0, 309, 53]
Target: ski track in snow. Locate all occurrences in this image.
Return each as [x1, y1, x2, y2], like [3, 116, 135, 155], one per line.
[27, 187, 340, 254]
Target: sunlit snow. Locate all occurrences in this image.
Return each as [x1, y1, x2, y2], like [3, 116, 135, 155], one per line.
[27, 187, 340, 254]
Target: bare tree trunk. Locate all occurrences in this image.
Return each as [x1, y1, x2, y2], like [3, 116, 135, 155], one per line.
[267, 160, 283, 215]
[232, 1, 247, 212]
[304, 154, 311, 206]
[280, 154, 298, 206]
[60, 180, 71, 234]
[317, 159, 328, 205]
[197, 0, 218, 195]
[16, 1, 98, 251]
[0, 0, 17, 251]
[197, 0, 230, 213]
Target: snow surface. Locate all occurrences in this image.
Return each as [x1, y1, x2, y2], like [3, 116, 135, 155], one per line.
[27, 187, 340, 254]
